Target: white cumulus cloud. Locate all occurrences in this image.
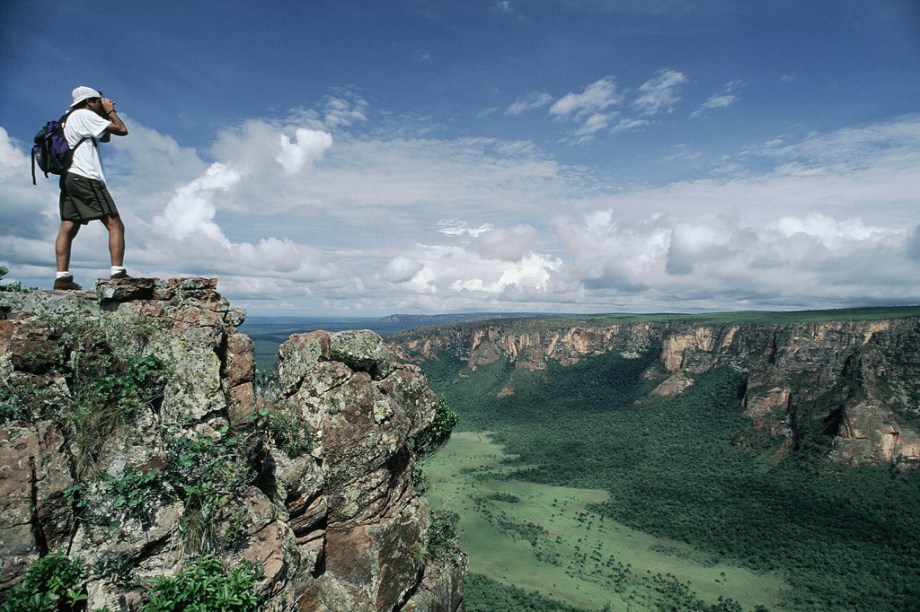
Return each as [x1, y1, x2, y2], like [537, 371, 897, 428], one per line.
[277, 128, 333, 174]
[153, 163, 241, 247]
[470, 224, 540, 261]
[2, 106, 919, 313]
[451, 252, 561, 294]
[381, 256, 424, 283]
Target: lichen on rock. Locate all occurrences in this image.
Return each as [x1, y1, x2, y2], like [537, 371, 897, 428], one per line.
[0, 278, 465, 610]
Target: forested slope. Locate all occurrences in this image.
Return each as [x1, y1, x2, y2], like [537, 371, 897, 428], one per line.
[402, 310, 920, 610]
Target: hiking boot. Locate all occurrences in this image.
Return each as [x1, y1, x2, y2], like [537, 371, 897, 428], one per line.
[110, 270, 131, 279]
[53, 276, 82, 291]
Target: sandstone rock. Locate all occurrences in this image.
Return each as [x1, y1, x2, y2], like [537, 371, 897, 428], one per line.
[0, 421, 73, 590]
[226, 331, 256, 387]
[277, 328, 445, 609]
[402, 551, 468, 612]
[650, 372, 694, 397]
[225, 331, 257, 422]
[392, 314, 920, 467]
[1, 281, 463, 609]
[95, 277, 157, 301]
[831, 400, 920, 465]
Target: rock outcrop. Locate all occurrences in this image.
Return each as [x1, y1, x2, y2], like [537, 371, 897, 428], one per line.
[0, 280, 465, 609]
[391, 312, 920, 467]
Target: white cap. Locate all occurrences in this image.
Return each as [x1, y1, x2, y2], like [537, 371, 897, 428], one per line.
[70, 86, 102, 108]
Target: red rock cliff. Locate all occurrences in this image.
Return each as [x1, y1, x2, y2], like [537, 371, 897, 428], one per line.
[0, 279, 465, 610]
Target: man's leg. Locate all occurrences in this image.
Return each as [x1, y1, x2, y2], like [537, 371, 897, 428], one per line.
[102, 214, 125, 268]
[54, 220, 83, 289]
[55, 220, 80, 272]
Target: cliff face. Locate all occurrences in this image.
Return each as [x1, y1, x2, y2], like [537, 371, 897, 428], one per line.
[0, 280, 464, 610]
[392, 314, 920, 467]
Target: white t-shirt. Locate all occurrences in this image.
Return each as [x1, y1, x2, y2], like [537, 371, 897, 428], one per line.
[63, 108, 111, 183]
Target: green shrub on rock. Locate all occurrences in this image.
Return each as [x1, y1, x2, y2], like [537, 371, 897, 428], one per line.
[142, 554, 260, 611]
[0, 551, 87, 611]
[426, 509, 462, 562]
[166, 432, 254, 554]
[0, 264, 28, 293]
[411, 395, 460, 459]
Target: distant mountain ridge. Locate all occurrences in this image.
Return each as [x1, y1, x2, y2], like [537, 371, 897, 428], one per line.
[378, 312, 562, 328]
[389, 306, 920, 468]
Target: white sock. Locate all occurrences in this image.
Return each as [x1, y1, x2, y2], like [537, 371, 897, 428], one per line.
[111, 266, 126, 275]
[56, 271, 71, 279]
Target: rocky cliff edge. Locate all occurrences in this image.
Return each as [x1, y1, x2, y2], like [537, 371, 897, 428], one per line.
[0, 279, 465, 610]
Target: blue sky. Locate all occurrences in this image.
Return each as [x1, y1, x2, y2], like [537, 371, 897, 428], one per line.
[2, 0, 919, 315]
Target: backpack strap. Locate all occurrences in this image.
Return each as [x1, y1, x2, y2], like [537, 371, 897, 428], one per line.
[61, 109, 94, 176]
[58, 136, 92, 182]
[71, 136, 92, 151]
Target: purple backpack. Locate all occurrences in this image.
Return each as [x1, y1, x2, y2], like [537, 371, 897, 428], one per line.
[31, 112, 90, 184]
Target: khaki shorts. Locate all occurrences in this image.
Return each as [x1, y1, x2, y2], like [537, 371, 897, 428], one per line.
[59, 173, 120, 224]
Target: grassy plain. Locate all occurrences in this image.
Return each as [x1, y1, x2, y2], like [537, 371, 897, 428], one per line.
[421, 347, 920, 611]
[425, 431, 788, 610]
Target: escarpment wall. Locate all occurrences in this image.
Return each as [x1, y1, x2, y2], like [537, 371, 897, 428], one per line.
[0, 280, 465, 610]
[391, 314, 920, 467]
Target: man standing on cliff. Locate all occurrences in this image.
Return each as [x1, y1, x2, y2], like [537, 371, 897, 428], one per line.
[53, 86, 129, 291]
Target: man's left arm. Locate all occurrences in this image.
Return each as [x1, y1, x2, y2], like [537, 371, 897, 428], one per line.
[100, 98, 128, 138]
